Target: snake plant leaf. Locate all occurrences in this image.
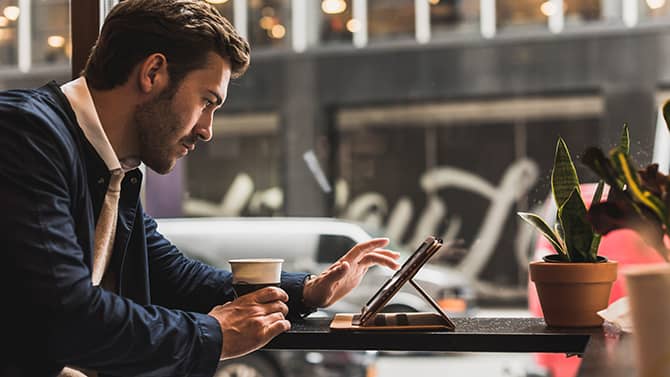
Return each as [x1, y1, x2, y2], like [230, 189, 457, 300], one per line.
[610, 149, 666, 223]
[587, 180, 605, 260]
[618, 123, 630, 155]
[517, 212, 566, 256]
[558, 188, 594, 262]
[582, 147, 624, 191]
[552, 137, 580, 209]
[663, 100, 670, 134]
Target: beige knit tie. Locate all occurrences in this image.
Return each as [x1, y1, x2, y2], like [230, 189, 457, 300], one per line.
[58, 171, 124, 377]
[91, 169, 124, 286]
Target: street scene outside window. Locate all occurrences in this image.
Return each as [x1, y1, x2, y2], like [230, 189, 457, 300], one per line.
[4, 0, 670, 376]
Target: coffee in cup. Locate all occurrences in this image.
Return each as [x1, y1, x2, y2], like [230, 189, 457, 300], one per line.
[229, 258, 283, 297]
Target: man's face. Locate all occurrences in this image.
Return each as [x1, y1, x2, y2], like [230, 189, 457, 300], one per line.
[134, 53, 231, 174]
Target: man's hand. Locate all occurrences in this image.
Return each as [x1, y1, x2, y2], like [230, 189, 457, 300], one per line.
[208, 287, 291, 360]
[302, 238, 400, 309]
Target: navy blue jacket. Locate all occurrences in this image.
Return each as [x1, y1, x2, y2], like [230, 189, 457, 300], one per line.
[0, 82, 310, 377]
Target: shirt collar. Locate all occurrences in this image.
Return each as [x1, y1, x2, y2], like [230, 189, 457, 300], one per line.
[60, 77, 141, 172]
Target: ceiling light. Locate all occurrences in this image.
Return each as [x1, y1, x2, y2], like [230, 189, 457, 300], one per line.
[647, 0, 666, 9]
[205, 0, 229, 4]
[540, 1, 556, 17]
[346, 18, 361, 33]
[3, 6, 20, 21]
[270, 24, 285, 39]
[322, 0, 347, 15]
[47, 35, 66, 48]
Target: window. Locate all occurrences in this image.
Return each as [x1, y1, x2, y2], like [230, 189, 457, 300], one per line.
[640, 0, 670, 22]
[565, 0, 623, 27]
[431, 0, 480, 37]
[210, 0, 233, 21]
[320, 0, 353, 44]
[248, 0, 290, 49]
[497, 0, 548, 32]
[368, 0, 414, 42]
[32, 0, 70, 66]
[0, 0, 18, 66]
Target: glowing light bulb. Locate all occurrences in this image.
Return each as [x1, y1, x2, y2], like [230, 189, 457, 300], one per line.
[322, 0, 347, 15]
[346, 18, 361, 33]
[205, 0, 229, 3]
[540, 1, 556, 17]
[47, 35, 66, 48]
[270, 24, 285, 39]
[3, 6, 20, 21]
[647, 0, 666, 9]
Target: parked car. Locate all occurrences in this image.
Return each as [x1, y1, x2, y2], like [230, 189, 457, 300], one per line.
[155, 216, 477, 377]
[156, 217, 476, 317]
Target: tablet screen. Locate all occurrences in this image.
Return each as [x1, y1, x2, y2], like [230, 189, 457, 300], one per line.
[355, 236, 443, 326]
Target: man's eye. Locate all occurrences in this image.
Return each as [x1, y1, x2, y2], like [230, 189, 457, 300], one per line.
[204, 99, 214, 108]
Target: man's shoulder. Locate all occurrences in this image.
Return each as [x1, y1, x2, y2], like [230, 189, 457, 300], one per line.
[0, 82, 77, 138]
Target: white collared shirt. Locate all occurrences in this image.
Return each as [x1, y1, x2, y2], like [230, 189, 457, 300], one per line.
[60, 77, 140, 173]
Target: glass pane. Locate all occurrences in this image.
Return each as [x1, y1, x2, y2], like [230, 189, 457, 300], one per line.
[248, 0, 290, 49]
[565, 0, 623, 26]
[368, 0, 415, 42]
[496, 0, 548, 31]
[320, 0, 353, 44]
[32, 0, 70, 66]
[641, 0, 670, 22]
[0, 0, 19, 66]
[431, 0, 480, 37]
[208, 0, 234, 21]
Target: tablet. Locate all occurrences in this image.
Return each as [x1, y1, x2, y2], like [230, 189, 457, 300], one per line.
[353, 236, 444, 326]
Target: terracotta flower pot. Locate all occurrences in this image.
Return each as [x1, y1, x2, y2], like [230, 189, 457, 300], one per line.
[529, 258, 618, 327]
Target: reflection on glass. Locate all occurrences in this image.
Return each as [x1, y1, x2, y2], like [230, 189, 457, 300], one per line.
[368, 0, 414, 42]
[209, 0, 234, 22]
[0, 0, 18, 66]
[248, 0, 290, 49]
[641, 0, 670, 21]
[565, 0, 623, 26]
[431, 0, 480, 37]
[320, 0, 353, 44]
[32, 0, 70, 66]
[497, 0, 548, 31]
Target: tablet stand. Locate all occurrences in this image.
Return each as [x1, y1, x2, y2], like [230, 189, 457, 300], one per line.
[408, 278, 455, 330]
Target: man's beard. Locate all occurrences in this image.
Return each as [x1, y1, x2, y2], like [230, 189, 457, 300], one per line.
[134, 89, 185, 174]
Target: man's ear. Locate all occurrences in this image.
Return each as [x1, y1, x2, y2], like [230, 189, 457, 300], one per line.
[137, 53, 169, 94]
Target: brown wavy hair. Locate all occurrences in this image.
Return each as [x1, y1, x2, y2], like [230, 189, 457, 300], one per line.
[83, 0, 250, 90]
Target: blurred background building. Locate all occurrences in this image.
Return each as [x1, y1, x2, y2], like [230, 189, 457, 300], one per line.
[2, 0, 670, 302]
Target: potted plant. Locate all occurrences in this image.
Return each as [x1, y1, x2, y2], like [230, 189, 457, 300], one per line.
[518, 134, 621, 327]
[583, 110, 670, 261]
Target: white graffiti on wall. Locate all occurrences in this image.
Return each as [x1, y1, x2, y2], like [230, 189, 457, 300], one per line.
[183, 159, 540, 293]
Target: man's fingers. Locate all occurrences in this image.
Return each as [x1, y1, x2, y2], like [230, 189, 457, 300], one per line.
[359, 252, 401, 269]
[265, 319, 291, 339]
[252, 286, 289, 303]
[347, 238, 389, 258]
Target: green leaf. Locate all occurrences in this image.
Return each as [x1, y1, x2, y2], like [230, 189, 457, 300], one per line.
[618, 123, 630, 155]
[587, 180, 605, 260]
[663, 100, 670, 135]
[552, 137, 580, 208]
[611, 150, 666, 223]
[517, 212, 566, 256]
[582, 147, 625, 190]
[558, 188, 595, 262]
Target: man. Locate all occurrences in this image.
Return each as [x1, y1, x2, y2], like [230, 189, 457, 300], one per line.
[0, 1, 400, 376]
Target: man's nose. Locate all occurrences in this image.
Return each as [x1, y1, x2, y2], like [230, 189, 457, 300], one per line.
[195, 113, 213, 142]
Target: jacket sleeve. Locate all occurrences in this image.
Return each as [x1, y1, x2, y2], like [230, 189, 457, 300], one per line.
[144, 215, 314, 319]
[0, 109, 221, 377]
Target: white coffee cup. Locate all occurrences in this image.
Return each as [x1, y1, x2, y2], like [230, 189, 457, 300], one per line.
[229, 258, 283, 297]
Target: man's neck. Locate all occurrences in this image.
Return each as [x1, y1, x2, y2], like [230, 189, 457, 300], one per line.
[88, 83, 139, 161]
